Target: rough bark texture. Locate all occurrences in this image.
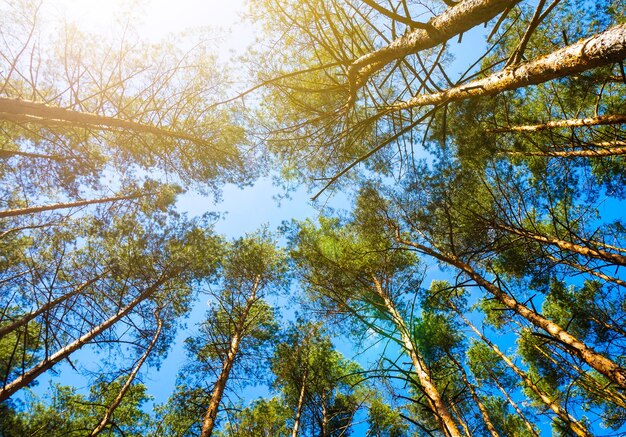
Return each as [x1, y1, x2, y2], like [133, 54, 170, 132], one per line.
[395, 234, 626, 389]
[90, 314, 163, 436]
[200, 275, 261, 437]
[0, 97, 209, 145]
[0, 271, 177, 402]
[456, 309, 591, 437]
[509, 144, 626, 158]
[389, 24, 626, 111]
[348, 0, 520, 100]
[0, 193, 143, 219]
[488, 114, 626, 133]
[372, 277, 462, 437]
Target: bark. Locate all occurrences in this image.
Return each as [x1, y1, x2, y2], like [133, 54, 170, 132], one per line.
[450, 355, 500, 437]
[395, 233, 626, 388]
[495, 223, 626, 266]
[292, 366, 308, 437]
[0, 97, 210, 146]
[90, 313, 163, 436]
[372, 277, 462, 437]
[0, 274, 106, 339]
[389, 24, 626, 111]
[488, 114, 626, 133]
[0, 193, 144, 219]
[454, 307, 591, 437]
[486, 368, 539, 437]
[508, 144, 626, 158]
[200, 275, 261, 437]
[348, 0, 520, 100]
[450, 403, 472, 437]
[0, 270, 178, 402]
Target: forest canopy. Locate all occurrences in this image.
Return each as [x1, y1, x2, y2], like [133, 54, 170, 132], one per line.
[1, 0, 625, 436]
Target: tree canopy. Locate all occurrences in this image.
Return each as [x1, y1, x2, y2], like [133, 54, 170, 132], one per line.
[1, 0, 625, 435]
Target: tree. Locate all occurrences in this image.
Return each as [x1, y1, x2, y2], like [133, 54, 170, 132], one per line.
[272, 322, 366, 437]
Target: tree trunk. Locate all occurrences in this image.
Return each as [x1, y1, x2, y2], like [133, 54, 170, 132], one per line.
[372, 277, 462, 437]
[450, 355, 500, 437]
[0, 274, 105, 339]
[0, 270, 178, 402]
[90, 313, 163, 436]
[495, 223, 626, 266]
[0, 97, 209, 146]
[348, 0, 520, 99]
[390, 24, 626, 111]
[395, 234, 626, 388]
[454, 307, 591, 437]
[200, 275, 261, 437]
[507, 144, 626, 158]
[488, 114, 626, 133]
[485, 367, 539, 437]
[0, 193, 144, 219]
[292, 366, 308, 437]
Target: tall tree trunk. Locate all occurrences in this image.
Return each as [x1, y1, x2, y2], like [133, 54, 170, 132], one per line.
[90, 312, 163, 436]
[0, 273, 106, 339]
[372, 277, 463, 437]
[507, 144, 626, 158]
[348, 0, 520, 100]
[450, 355, 500, 437]
[0, 270, 178, 402]
[453, 306, 591, 437]
[200, 275, 261, 437]
[0, 97, 209, 146]
[495, 223, 626, 266]
[390, 24, 626, 111]
[292, 366, 308, 437]
[0, 193, 144, 219]
[396, 234, 626, 388]
[488, 114, 626, 133]
[485, 367, 539, 437]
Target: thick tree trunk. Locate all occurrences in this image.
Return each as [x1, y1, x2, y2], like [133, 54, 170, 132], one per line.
[292, 367, 308, 437]
[0, 274, 105, 339]
[348, 0, 520, 100]
[495, 223, 626, 266]
[372, 277, 462, 437]
[451, 355, 499, 437]
[390, 24, 626, 111]
[395, 234, 626, 388]
[0, 97, 209, 146]
[200, 275, 261, 437]
[455, 307, 591, 437]
[0, 270, 177, 402]
[488, 114, 626, 133]
[0, 193, 144, 219]
[486, 367, 539, 437]
[90, 313, 163, 436]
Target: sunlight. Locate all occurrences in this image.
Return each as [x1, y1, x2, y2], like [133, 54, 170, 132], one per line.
[52, 0, 247, 40]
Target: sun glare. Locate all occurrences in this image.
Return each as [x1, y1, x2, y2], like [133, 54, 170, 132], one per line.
[53, 0, 248, 41]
